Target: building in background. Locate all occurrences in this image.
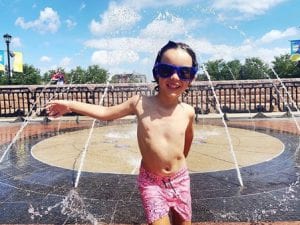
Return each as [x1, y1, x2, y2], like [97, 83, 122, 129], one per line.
[111, 72, 147, 83]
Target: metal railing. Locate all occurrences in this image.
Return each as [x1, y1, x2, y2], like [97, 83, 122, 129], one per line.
[0, 79, 299, 117]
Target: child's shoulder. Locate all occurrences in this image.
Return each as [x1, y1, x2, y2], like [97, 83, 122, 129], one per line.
[129, 94, 147, 100]
[180, 102, 195, 116]
[128, 94, 148, 105]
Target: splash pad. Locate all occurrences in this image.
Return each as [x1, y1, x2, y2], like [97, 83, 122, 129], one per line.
[0, 115, 299, 224]
[31, 123, 284, 174]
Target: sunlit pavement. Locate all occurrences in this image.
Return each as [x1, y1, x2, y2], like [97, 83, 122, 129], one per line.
[0, 113, 299, 224]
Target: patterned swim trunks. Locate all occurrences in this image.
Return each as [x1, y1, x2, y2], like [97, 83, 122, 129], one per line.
[137, 165, 191, 224]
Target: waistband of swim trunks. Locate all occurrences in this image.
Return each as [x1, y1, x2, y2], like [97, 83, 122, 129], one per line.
[139, 163, 188, 181]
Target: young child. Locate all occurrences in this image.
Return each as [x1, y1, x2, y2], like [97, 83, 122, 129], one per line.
[46, 41, 198, 225]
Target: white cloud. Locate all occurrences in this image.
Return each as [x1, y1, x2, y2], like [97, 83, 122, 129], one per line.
[86, 11, 194, 66]
[253, 47, 288, 62]
[40, 56, 52, 62]
[84, 35, 288, 69]
[15, 7, 61, 34]
[186, 37, 289, 65]
[258, 27, 300, 43]
[141, 57, 152, 65]
[84, 37, 162, 72]
[212, 0, 287, 15]
[85, 37, 163, 54]
[65, 19, 77, 29]
[59, 57, 72, 69]
[140, 12, 187, 39]
[79, 2, 86, 11]
[122, 0, 195, 9]
[89, 2, 141, 35]
[91, 49, 139, 66]
[11, 37, 22, 48]
[83, 1, 294, 72]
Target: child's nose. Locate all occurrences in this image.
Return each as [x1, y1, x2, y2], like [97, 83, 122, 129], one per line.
[170, 71, 180, 80]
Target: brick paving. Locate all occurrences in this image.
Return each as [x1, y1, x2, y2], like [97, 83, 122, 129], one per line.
[0, 115, 299, 224]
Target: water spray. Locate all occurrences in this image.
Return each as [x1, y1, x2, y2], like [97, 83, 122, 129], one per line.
[73, 75, 113, 188]
[202, 64, 244, 187]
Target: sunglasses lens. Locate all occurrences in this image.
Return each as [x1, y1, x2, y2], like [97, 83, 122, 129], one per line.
[179, 67, 194, 80]
[157, 64, 174, 78]
[154, 64, 196, 80]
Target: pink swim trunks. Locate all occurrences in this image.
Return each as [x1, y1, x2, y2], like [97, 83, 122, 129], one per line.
[137, 165, 191, 223]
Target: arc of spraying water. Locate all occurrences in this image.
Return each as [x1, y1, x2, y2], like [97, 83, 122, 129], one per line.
[252, 62, 300, 133]
[73, 76, 112, 188]
[270, 68, 300, 114]
[44, 72, 77, 133]
[219, 60, 256, 128]
[273, 88, 300, 132]
[202, 65, 244, 187]
[0, 80, 73, 163]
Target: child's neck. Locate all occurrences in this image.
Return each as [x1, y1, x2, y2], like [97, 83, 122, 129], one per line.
[155, 93, 180, 108]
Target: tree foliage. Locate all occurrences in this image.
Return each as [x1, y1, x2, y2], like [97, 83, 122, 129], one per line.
[41, 65, 109, 84]
[1, 54, 299, 85]
[84, 65, 108, 84]
[41, 67, 66, 84]
[0, 64, 41, 85]
[271, 54, 300, 78]
[240, 57, 270, 80]
[68, 66, 86, 84]
[197, 55, 299, 81]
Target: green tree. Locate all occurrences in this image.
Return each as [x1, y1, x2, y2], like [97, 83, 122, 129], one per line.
[41, 70, 54, 84]
[68, 66, 86, 84]
[85, 65, 108, 84]
[0, 70, 7, 85]
[42, 65, 108, 84]
[240, 57, 269, 80]
[202, 59, 242, 80]
[204, 60, 223, 80]
[42, 67, 67, 84]
[0, 64, 41, 85]
[271, 54, 300, 78]
[224, 60, 242, 80]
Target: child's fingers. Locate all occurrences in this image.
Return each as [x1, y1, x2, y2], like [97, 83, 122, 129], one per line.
[45, 102, 61, 117]
[48, 112, 61, 118]
[47, 108, 62, 118]
[45, 100, 59, 108]
[45, 102, 55, 113]
[45, 100, 70, 118]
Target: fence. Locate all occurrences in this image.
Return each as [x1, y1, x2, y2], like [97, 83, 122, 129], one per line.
[0, 79, 299, 118]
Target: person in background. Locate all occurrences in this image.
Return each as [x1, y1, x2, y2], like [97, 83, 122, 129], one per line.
[51, 69, 65, 85]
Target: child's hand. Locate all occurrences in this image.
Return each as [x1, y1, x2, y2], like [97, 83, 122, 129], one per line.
[46, 100, 71, 118]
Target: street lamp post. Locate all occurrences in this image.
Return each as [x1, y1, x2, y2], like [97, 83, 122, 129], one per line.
[3, 33, 12, 85]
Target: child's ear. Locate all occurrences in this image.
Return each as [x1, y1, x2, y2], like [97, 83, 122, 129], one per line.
[152, 67, 159, 82]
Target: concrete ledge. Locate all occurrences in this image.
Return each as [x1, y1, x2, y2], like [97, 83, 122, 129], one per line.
[0, 112, 299, 123]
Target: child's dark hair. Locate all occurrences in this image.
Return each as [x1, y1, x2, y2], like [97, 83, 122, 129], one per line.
[152, 40, 198, 84]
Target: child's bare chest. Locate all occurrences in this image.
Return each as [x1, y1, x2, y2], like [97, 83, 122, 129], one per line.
[140, 114, 187, 138]
[136, 97, 190, 136]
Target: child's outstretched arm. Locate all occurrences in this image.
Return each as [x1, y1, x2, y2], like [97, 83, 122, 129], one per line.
[46, 95, 139, 121]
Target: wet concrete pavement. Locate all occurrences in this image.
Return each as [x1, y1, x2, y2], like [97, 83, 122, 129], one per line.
[0, 115, 299, 224]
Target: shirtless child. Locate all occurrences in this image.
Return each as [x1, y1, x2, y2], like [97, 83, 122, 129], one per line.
[46, 41, 198, 225]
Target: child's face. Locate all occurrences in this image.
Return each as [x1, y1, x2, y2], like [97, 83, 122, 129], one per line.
[158, 48, 193, 97]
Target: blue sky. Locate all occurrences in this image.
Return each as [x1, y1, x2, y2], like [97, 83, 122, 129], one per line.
[1, 0, 299, 81]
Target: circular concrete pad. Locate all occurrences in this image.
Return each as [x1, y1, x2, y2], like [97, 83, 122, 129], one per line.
[31, 124, 284, 174]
